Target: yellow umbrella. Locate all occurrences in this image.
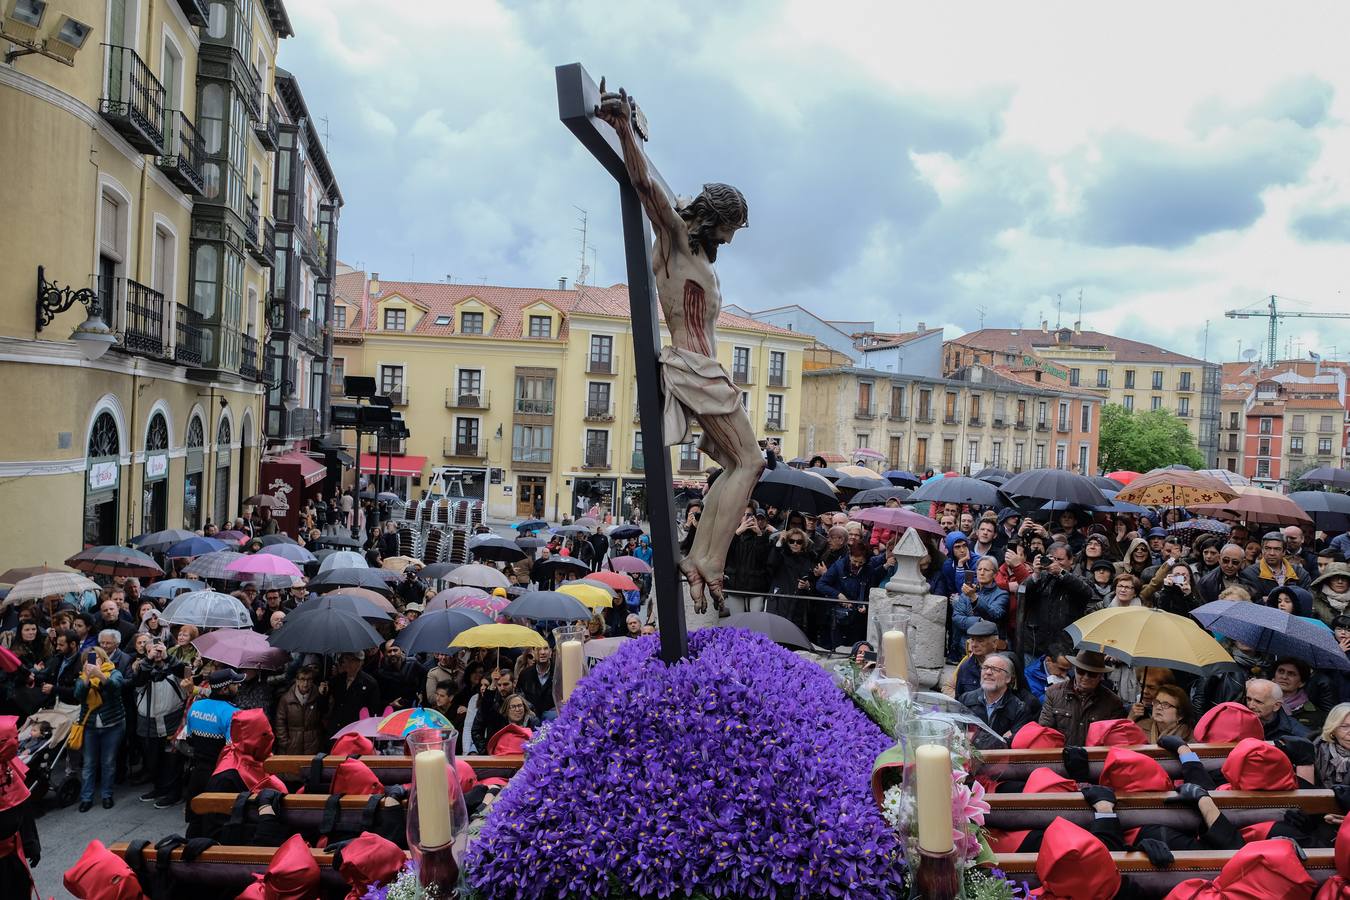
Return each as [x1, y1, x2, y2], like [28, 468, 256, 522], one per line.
[558, 582, 613, 611]
[381, 556, 422, 572]
[450, 623, 548, 650]
[836, 464, 885, 480]
[1065, 605, 1232, 676]
[1113, 470, 1237, 507]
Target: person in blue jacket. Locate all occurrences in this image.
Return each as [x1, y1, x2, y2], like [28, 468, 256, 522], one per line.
[931, 530, 981, 660]
[816, 540, 896, 650]
[951, 556, 1010, 654]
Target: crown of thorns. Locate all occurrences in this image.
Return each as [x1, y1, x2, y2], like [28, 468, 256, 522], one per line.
[696, 183, 749, 228]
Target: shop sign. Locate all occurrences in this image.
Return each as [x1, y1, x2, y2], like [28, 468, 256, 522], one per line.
[266, 478, 292, 513]
[88, 460, 119, 491]
[146, 453, 169, 482]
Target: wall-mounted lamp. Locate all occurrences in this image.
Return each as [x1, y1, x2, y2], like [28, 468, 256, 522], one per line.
[3, 2, 91, 66]
[36, 266, 116, 361]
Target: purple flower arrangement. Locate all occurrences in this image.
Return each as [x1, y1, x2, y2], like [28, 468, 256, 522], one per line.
[465, 628, 905, 899]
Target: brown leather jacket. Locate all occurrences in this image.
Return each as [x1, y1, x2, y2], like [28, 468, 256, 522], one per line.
[274, 684, 325, 755]
[1037, 681, 1126, 746]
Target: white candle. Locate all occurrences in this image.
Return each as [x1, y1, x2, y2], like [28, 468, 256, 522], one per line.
[560, 639, 584, 701]
[882, 629, 909, 680]
[915, 744, 954, 853]
[414, 748, 452, 848]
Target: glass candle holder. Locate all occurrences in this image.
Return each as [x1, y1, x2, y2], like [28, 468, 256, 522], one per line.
[405, 726, 469, 897]
[552, 623, 589, 708]
[896, 718, 965, 900]
[878, 612, 914, 683]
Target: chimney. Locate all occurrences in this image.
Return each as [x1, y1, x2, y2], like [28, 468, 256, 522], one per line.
[369, 272, 380, 297]
[1073, 320, 1081, 333]
[916, 322, 926, 333]
[558, 277, 568, 290]
[1041, 319, 1048, 333]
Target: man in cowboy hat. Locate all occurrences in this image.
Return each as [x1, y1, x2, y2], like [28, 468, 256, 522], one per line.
[1037, 650, 1126, 747]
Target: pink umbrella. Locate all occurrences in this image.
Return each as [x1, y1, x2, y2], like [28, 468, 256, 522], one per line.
[851, 507, 945, 537]
[608, 555, 652, 574]
[216, 530, 248, 543]
[193, 629, 290, 671]
[425, 586, 490, 612]
[332, 716, 401, 742]
[448, 593, 510, 617]
[225, 553, 302, 579]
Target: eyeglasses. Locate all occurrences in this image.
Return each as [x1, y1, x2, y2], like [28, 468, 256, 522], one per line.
[787, 540, 805, 547]
[1076, 670, 1103, 678]
[1220, 558, 1243, 565]
[980, 665, 1010, 675]
[1152, 700, 1177, 712]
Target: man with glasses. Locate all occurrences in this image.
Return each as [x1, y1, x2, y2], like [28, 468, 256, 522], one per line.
[959, 650, 1036, 749]
[953, 620, 1000, 697]
[1240, 531, 1310, 603]
[1037, 650, 1125, 746]
[1244, 677, 1309, 741]
[1198, 543, 1247, 604]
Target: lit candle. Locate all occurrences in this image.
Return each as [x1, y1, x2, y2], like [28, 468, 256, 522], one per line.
[414, 748, 452, 848]
[560, 639, 584, 701]
[915, 744, 954, 853]
[882, 629, 909, 680]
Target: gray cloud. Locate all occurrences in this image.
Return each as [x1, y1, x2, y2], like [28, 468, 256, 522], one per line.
[1291, 206, 1350, 242]
[1191, 75, 1335, 131]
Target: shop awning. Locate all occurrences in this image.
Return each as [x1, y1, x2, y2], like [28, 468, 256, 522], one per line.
[359, 454, 427, 478]
[266, 451, 327, 487]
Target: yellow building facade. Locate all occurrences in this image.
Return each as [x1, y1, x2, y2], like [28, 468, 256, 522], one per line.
[0, 0, 294, 565]
[331, 270, 815, 521]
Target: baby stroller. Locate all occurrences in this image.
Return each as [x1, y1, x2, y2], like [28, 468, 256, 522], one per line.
[18, 706, 79, 807]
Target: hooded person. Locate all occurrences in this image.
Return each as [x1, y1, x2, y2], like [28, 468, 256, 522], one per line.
[1116, 537, 1154, 579]
[1192, 701, 1265, 743]
[1315, 813, 1350, 900]
[329, 757, 383, 796]
[331, 733, 376, 757]
[1098, 746, 1172, 794]
[1011, 722, 1065, 750]
[486, 722, 533, 756]
[1031, 818, 1123, 900]
[1024, 766, 1078, 794]
[63, 839, 147, 900]
[1313, 562, 1350, 627]
[1162, 838, 1316, 900]
[234, 833, 320, 900]
[1218, 737, 1297, 791]
[0, 716, 38, 895]
[333, 832, 405, 900]
[189, 709, 289, 842]
[1087, 718, 1148, 747]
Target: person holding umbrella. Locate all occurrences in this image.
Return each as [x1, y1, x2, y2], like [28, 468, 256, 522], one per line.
[129, 639, 185, 808]
[1037, 650, 1125, 747]
[322, 652, 380, 734]
[1240, 531, 1310, 603]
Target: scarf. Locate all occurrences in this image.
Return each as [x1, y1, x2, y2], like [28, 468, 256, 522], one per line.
[1317, 737, 1350, 787]
[1282, 688, 1309, 714]
[83, 661, 115, 726]
[1258, 557, 1299, 583]
[1323, 586, 1350, 614]
[1231, 646, 1269, 675]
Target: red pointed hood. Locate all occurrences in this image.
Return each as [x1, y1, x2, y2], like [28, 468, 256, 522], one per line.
[330, 757, 383, 796]
[336, 832, 405, 900]
[234, 834, 320, 900]
[1024, 766, 1078, 794]
[1318, 815, 1350, 898]
[0, 715, 29, 812]
[455, 758, 478, 795]
[486, 723, 532, 756]
[1164, 839, 1316, 900]
[331, 733, 375, 756]
[1219, 737, 1296, 791]
[987, 829, 1033, 854]
[1098, 746, 1170, 793]
[1192, 701, 1263, 743]
[1011, 722, 1065, 749]
[214, 708, 288, 794]
[64, 840, 148, 900]
[1034, 818, 1120, 900]
[1086, 718, 1147, 747]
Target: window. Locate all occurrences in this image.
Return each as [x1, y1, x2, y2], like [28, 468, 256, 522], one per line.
[993, 395, 1006, 423]
[527, 315, 552, 338]
[966, 439, 979, 469]
[1151, 371, 1164, 390]
[1151, 396, 1161, 410]
[1321, 415, 1335, 433]
[1227, 457, 1237, 472]
[1259, 438, 1271, 456]
[460, 311, 484, 334]
[679, 437, 701, 470]
[858, 381, 874, 415]
[889, 436, 903, 467]
[1291, 415, 1305, 432]
[1069, 368, 1080, 387]
[383, 308, 406, 331]
[991, 441, 1002, 466]
[1081, 403, 1091, 431]
[1259, 417, 1272, 435]
[766, 394, 784, 428]
[434, 315, 451, 326]
[584, 430, 609, 466]
[1016, 399, 1026, 424]
[969, 394, 982, 422]
[1257, 459, 1270, 479]
[1124, 370, 1136, 389]
[1179, 371, 1192, 391]
[919, 389, 932, 419]
[741, 391, 750, 411]
[379, 365, 405, 400]
[213, 417, 231, 528]
[768, 351, 786, 386]
[1057, 401, 1069, 429]
[1096, 369, 1109, 388]
[1036, 401, 1047, 426]
[1013, 442, 1025, 470]
[512, 424, 553, 464]
[515, 374, 555, 415]
[1034, 443, 1046, 468]
[941, 439, 954, 469]
[1178, 398, 1190, 417]
[455, 418, 479, 453]
[1123, 395, 1134, 411]
[732, 347, 751, 382]
[457, 369, 482, 400]
[587, 382, 612, 417]
[589, 335, 613, 371]
[1078, 444, 1089, 473]
[945, 392, 958, 422]
[890, 385, 907, 418]
[330, 357, 345, 392]
[1291, 436, 1304, 454]
[1055, 443, 1067, 469]
[333, 305, 346, 330]
[1320, 437, 1334, 454]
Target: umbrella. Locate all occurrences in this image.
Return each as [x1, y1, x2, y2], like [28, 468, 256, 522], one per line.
[290, 594, 392, 622]
[244, 494, 279, 508]
[6, 571, 99, 603]
[851, 448, 886, 462]
[811, 467, 845, 482]
[66, 545, 163, 578]
[503, 590, 592, 621]
[752, 466, 840, 516]
[143, 578, 207, 599]
[193, 629, 290, 670]
[582, 636, 630, 661]
[1094, 492, 1150, 516]
[268, 609, 382, 654]
[1191, 600, 1350, 671]
[258, 534, 297, 547]
[1113, 471, 1237, 507]
[1300, 467, 1350, 489]
[851, 507, 945, 537]
[130, 529, 197, 552]
[183, 551, 245, 580]
[332, 718, 401, 742]
[882, 470, 922, 488]
[325, 589, 398, 614]
[377, 708, 452, 738]
[515, 520, 548, 533]
[836, 464, 884, 480]
[318, 551, 367, 573]
[165, 537, 230, 558]
[0, 564, 75, 585]
[974, 467, 1014, 482]
[608, 525, 643, 540]
[420, 562, 461, 580]
[161, 590, 252, 628]
[257, 543, 317, 564]
[226, 554, 303, 579]
[1190, 492, 1313, 526]
[850, 486, 913, 506]
[216, 530, 248, 544]
[531, 556, 591, 583]
[451, 623, 548, 650]
[515, 537, 546, 550]
[557, 583, 614, 611]
[551, 525, 591, 537]
[585, 570, 639, 592]
[393, 610, 490, 655]
[468, 536, 527, 563]
[1065, 606, 1233, 675]
[574, 516, 600, 529]
[1196, 469, 1252, 487]
[576, 577, 621, 598]
[834, 474, 887, 493]
[608, 556, 652, 574]
[308, 535, 361, 550]
[309, 568, 396, 595]
[433, 591, 508, 618]
[717, 612, 813, 650]
[446, 564, 511, 590]
[1289, 491, 1350, 531]
[1089, 476, 1127, 492]
[381, 555, 423, 572]
[909, 476, 1006, 507]
[1166, 519, 1231, 542]
[1002, 469, 1109, 507]
[1106, 471, 1142, 485]
[376, 492, 403, 504]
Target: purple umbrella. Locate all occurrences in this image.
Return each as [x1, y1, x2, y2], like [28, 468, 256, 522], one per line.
[608, 555, 652, 574]
[193, 629, 290, 671]
[332, 717, 401, 742]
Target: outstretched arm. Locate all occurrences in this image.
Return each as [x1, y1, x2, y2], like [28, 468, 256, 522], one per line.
[595, 82, 683, 250]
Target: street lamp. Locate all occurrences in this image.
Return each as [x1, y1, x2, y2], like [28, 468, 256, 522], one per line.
[36, 266, 117, 361]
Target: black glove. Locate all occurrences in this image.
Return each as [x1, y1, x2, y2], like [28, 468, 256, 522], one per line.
[1081, 785, 1117, 809]
[382, 784, 408, 803]
[1165, 782, 1210, 805]
[254, 788, 284, 812]
[1062, 746, 1091, 783]
[1277, 735, 1316, 767]
[26, 849, 38, 868]
[1132, 838, 1174, 867]
[1282, 808, 1318, 836]
[1157, 735, 1187, 756]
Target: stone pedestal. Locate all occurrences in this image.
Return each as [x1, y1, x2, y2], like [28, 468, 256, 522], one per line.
[868, 528, 948, 689]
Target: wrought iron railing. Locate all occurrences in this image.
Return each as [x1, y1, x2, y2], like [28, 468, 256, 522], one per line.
[100, 44, 165, 153]
[245, 195, 260, 249]
[174, 305, 203, 366]
[155, 111, 204, 194]
[240, 333, 262, 381]
[123, 280, 166, 358]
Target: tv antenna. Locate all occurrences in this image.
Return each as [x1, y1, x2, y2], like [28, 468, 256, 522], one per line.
[574, 207, 590, 285]
[976, 305, 987, 329]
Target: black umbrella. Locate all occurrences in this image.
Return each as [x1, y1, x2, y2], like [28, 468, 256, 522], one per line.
[531, 556, 592, 584]
[394, 608, 491, 654]
[1090, 475, 1127, 491]
[515, 537, 546, 550]
[608, 525, 643, 540]
[552, 525, 591, 537]
[289, 594, 392, 622]
[259, 534, 297, 546]
[752, 466, 840, 516]
[468, 536, 527, 562]
[1002, 469, 1109, 508]
[503, 590, 592, 621]
[268, 609, 382, 653]
[834, 474, 886, 493]
[131, 528, 198, 552]
[882, 470, 922, 488]
[811, 467, 845, 482]
[909, 476, 1006, 507]
[718, 611, 813, 650]
[420, 562, 462, 580]
[1301, 467, 1350, 489]
[308, 567, 396, 596]
[515, 519, 548, 532]
[308, 535, 361, 550]
[974, 467, 1013, 481]
[1289, 491, 1350, 531]
[66, 545, 164, 578]
[850, 486, 913, 506]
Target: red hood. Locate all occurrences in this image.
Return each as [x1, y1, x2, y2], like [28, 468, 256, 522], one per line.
[1098, 746, 1170, 793]
[336, 832, 405, 900]
[214, 708, 287, 794]
[1024, 767, 1078, 794]
[330, 757, 383, 796]
[486, 723, 532, 756]
[64, 840, 148, 900]
[0, 715, 28, 812]
[1035, 818, 1120, 900]
[455, 758, 478, 795]
[331, 733, 375, 756]
[1324, 816, 1350, 900]
[234, 834, 320, 900]
[1164, 839, 1316, 900]
[1193, 701, 1263, 743]
[1219, 737, 1295, 791]
[1086, 718, 1147, 747]
[987, 828, 1033, 854]
[1011, 722, 1065, 749]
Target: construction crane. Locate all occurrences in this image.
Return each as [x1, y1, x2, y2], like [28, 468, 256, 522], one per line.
[1224, 295, 1350, 367]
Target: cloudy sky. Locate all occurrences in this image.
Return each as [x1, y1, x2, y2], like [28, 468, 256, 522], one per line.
[279, 0, 1350, 363]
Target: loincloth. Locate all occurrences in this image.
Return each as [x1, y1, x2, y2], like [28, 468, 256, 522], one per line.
[658, 346, 742, 450]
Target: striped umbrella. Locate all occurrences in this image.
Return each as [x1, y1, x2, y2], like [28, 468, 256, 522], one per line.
[6, 571, 100, 604]
[66, 545, 163, 578]
[182, 550, 245, 580]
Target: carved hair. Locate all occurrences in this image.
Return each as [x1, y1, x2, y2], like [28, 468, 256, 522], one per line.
[679, 182, 748, 258]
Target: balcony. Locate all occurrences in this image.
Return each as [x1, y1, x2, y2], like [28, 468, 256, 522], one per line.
[514, 398, 555, 416]
[767, 370, 787, 388]
[915, 413, 935, 424]
[1057, 420, 1071, 433]
[154, 111, 204, 196]
[1014, 419, 1029, 431]
[1177, 408, 1192, 419]
[119, 280, 167, 359]
[731, 365, 755, 386]
[243, 64, 262, 121]
[258, 217, 275, 267]
[288, 408, 321, 439]
[254, 95, 279, 150]
[174, 306, 202, 366]
[445, 389, 490, 409]
[765, 412, 789, 433]
[587, 357, 615, 375]
[293, 312, 324, 353]
[295, 212, 321, 270]
[174, 0, 209, 26]
[583, 400, 615, 422]
[582, 448, 611, 470]
[889, 408, 908, 421]
[512, 446, 553, 466]
[99, 45, 165, 154]
[631, 451, 644, 471]
[239, 333, 262, 381]
[855, 402, 877, 419]
[443, 437, 485, 459]
[1035, 421, 1049, 432]
[943, 414, 959, 426]
[678, 456, 704, 474]
[244, 195, 261, 254]
[993, 417, 1005, 427]
[969, 417, 983, 427]
[387, 387, 409, 407]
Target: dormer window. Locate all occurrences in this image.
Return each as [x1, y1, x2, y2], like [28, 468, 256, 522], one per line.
[461, 311, 484, 334]
[528, 315, 552, 338]
[383, 308, 405, 331]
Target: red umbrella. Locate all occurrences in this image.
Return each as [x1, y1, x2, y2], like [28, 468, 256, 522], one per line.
[1106, 470, 1141, 485]
[586, 570, 639, 592]
[851, 507, 945, 537]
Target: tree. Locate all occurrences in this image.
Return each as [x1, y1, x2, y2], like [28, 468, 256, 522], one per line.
[1097, 404, 1206, 473]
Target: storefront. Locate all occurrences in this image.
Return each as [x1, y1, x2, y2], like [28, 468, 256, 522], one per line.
[213, 418, 232, 528]
[426, 465, 486, 502]
[141, 414, 169, 535]
[259, 450, 328, 535]
[619, 479, 646, 524]
[571, 476, 616, 522]
[184, 417, 204, 530]
[84, 411, 121, 547]
[360, 453, 429, 501]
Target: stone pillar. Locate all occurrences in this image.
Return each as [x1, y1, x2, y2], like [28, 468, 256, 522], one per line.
[869, 528, 947, 689]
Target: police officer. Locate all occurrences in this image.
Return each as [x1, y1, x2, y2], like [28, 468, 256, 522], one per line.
[181, 667, 244, 819]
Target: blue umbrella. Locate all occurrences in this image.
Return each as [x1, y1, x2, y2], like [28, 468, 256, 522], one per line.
[164, 536, 230, 558]
[882, 470, 922, 488]
[1191, 600, 1350, 671]
[515, 520, 548, 533]
[144, 578, 208, 599]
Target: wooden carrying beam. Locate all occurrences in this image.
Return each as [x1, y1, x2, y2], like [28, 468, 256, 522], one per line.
[262, 753, 524, 787]
[976, 743, 1236, 782]
[984, 789, 1337, 831]
[994, 849, 1336, 898]
[107, 842, 357, 895]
